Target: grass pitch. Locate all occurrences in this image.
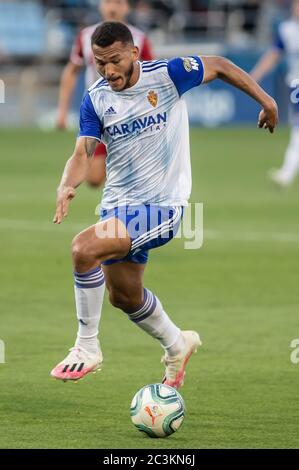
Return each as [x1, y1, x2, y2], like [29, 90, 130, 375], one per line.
[0, 127, 299, 449]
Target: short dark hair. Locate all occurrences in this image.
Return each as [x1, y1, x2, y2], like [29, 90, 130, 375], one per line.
[91, 21, 134, 48]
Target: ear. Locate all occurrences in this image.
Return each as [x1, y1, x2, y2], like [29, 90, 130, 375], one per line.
[132, 46, 140, 62]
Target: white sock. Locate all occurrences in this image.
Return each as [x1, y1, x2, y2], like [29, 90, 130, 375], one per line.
[126, 289, 185, 356]
[73, 266, 105, 354]
[280, 127, 299, 184]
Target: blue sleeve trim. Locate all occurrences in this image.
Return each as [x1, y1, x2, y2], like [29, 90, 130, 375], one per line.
[78, 93, 102, 140]
[167, 56, 204, 97]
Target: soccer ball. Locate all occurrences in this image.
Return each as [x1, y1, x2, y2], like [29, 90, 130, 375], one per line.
[130, 383, 185, 438]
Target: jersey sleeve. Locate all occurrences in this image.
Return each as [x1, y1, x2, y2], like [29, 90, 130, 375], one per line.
[273, 28, 285, 52]
[70, 31, 85, 66]
[78, 93, 102, 141]
[140, 36, 154, 61]
[167, 56, 205, 97]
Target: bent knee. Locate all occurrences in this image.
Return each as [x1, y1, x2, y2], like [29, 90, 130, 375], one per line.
[72, 234, 95, 266]
[72, 234, 84, 259]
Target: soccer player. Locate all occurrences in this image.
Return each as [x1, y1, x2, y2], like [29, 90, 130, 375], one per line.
[51, 22, 278, 388]
[56, 0, 154, 187]
[251, 0, 299, 187]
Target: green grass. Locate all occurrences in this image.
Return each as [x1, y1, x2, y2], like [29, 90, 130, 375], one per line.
[0, 127, 299, 449]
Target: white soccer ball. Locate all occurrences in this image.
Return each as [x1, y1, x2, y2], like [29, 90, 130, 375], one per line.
[130, 383, 185, 438]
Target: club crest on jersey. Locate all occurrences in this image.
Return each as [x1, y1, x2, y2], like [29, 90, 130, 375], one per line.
[147, 90, 158, 107]
[183, 57, 199, 72]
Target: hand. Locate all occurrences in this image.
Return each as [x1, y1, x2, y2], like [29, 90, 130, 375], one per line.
[258, 100, 279, 134]
[56, 114, 67, 130]
[53, 186, 76, 224]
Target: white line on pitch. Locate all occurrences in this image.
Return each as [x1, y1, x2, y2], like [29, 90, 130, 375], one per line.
[204, 229, 299, 244]
[0, 218, 85, 234]
[0, 218, 299, 244]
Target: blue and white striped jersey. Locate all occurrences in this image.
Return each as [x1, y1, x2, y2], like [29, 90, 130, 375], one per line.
[275, 19, 299, 86]
[78, 57, 205, 209]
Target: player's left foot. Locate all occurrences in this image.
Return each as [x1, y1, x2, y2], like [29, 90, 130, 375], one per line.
[50, 346, 103, 382]
[268, 169, 291, 188]
[161, 330, 202, 389]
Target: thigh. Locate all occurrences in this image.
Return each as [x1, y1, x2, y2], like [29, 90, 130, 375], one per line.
[74, 217, 132, 263]
[100, 205, 183, 266]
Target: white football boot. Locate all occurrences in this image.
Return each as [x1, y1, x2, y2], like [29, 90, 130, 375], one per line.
[268, 169, 291, 188]
[161, 331, 201, 389]
[51, 344, 103, 382]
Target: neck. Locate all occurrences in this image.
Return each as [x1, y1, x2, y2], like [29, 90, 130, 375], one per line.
[127, 62, 140, 89]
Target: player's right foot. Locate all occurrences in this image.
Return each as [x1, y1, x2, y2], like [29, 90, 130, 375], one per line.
[268, 169, 291, 188]
[50, 346, 103, 382]
[161, 330, 201, 389]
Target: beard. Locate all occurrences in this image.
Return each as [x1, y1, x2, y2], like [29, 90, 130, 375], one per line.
[121, 61, 135, 90]
[101, 61, 136, 91]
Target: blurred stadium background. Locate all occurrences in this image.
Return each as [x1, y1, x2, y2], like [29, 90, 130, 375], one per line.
[0, 0, 293, 127]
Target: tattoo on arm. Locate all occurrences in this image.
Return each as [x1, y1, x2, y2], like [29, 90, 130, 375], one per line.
[84, 138, 97, 158]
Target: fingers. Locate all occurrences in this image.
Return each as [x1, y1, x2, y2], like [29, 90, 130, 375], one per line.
[258, 114, 276, 133]
[53, 202, 63, 224]
[268, 124, 274, 134]
[56, 116, 67, 130]
[258, 118, 266, 129]
[265, 118, 275, 133]
[258, 110, 266, 129]
[259, 122, 274, 133]
[258, 104, 278, 134]
[53, 199, 69, 224]
[53, 189, 76, 224]
[62, 197, 70, 218]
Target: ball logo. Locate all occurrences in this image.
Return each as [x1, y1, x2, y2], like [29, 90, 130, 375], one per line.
[147, 90, 158, 107]
[131, 384, 185, 437]
[144, 405, 163, 425]
[183, 57, 199, 73]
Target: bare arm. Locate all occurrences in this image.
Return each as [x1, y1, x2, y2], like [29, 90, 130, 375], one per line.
[53, 137, 98, 224]
[56, 61, 82, 129]
[251, 48, 282, 83]
[201, 56, 278, 133]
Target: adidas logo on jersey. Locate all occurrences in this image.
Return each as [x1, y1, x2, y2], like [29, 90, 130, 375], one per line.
[104, 106, 117, 116]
